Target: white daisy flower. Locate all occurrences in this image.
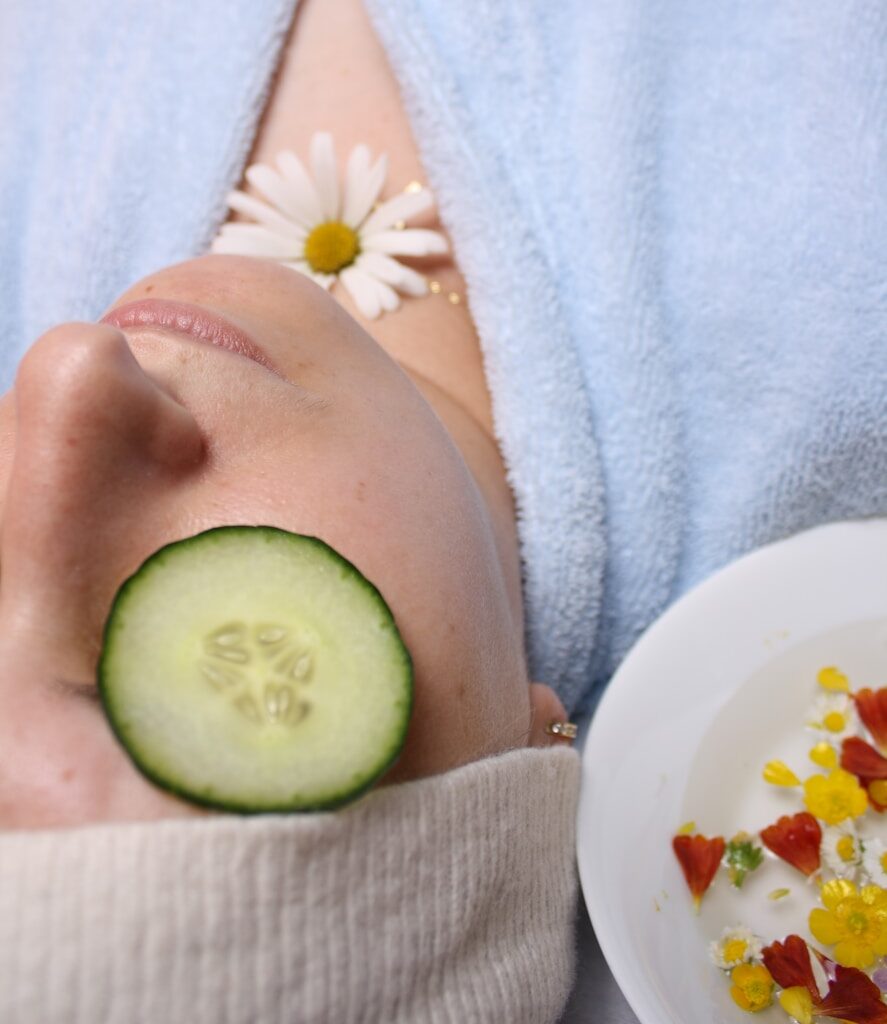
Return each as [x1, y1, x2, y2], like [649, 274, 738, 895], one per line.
[861, 837, 887, 887]
[211, 131, 448, 320]
[708, 925, 764, 971]
[806, 693, 859, 742]
[821, 822, 863, 879]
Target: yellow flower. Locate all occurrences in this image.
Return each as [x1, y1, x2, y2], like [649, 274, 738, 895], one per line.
[778, 986, 813, 1024]
[818, 665, 850, 692]
[807, 694, 858, 740]
[808, 879, 887, 969]
[803, 768, 869, 825]
[763, 760, 801, 787]
[709, 925, 764, 970]
[821, 823, 862, 878]
[729, 963, 774, 1013]
[809, 741, 838, 770]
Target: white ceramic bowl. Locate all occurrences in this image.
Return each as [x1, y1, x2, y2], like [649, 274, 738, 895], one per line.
[577, 519, 887, 1023]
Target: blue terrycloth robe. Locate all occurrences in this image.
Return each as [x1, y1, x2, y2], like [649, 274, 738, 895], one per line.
[1, 0, 885, 714]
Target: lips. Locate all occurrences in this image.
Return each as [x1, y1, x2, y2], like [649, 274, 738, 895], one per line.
[100, 299, 279, 374]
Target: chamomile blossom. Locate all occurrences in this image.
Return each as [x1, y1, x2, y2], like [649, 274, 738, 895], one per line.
[211, 132, 448, 320]
[709, 925, 764, 971]
[806, 693, 858, 743]
[862, 837, 887, 888]
[809, 879, 887, 969]
[821, 822, 863, 879]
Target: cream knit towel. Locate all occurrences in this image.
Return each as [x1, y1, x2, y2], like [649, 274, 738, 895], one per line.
[0, 745, 580, 1024]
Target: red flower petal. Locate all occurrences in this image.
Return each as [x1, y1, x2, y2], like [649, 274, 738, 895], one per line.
[854, 688, 887, 752]
[760, 812, 822, 876]
[766, 939, 887, 1023]
[841, 736, 887, 781]
[671, 833, 724, 906]
[762, 935, 819, 997]
[841, 738, 887, 812]
[818, 965, 887, 1024]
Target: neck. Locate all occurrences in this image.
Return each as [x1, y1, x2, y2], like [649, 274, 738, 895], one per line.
[231, 0, 525, 629]
[350, 291, 525, 644]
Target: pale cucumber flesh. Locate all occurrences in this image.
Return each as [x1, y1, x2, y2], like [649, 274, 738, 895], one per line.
[98, 526, 413, 812]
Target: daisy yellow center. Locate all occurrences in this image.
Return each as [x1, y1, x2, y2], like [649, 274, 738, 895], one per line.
[837, 836, 856, 862]
[871, 780, 887, 804]
[823, 710, 846, 732]
[881, 852, 887, 873]
[723, 938, 748, 962]
[304, 221, 359, 274]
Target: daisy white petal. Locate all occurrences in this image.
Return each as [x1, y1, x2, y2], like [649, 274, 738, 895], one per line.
[362, 228, 448, 258]
[708, 925, 764, 971]
[310, 132, 340, 220]
[862, 837, 887, 886]
[244, 162, 316, 229]
[372, 276, 401, 313]
[344, 153, 388, 229]
[225, 190, 307, 241]
[360, 188, 435, 235]
[356, 252, 428, 297]
[279, 261, 336, 290]
[806, 693, 859, 742]
[313, 271, 337, 290]
[210, 223, 302, 259]
[341, 144, 371, 226]
[274, 151, 325, 226]
[340, 266, 382, 320]
[360, 273, 401, 314]
[821, 822, 862, 878]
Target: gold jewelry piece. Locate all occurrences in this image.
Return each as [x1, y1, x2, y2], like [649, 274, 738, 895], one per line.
[427, 279, 462, 305]
[545, 721, 578, 740]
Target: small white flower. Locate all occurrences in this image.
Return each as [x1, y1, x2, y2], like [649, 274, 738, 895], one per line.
[821, 822, 862, 878]
[806, 693, 858, 742]
[862, 837, 887, 887]
[211, 131, 448, 319]
[708, 925, 764, 971]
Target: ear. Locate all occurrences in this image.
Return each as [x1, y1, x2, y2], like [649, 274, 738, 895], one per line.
[527, 682, 569, 747]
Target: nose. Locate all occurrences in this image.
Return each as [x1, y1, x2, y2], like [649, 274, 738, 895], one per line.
[0, 322, 204, 673]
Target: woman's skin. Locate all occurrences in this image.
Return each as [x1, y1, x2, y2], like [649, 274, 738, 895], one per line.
[0, 256, 567, 828]
[0, 0, 567, 828]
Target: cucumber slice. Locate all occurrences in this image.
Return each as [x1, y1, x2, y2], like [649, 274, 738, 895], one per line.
[98, 526, 413, 813]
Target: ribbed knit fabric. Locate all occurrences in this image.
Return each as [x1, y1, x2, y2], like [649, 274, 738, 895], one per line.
[0, 745, 580, 1024]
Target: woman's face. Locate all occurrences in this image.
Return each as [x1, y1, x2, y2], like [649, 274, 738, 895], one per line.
[0, 255, 557, 828]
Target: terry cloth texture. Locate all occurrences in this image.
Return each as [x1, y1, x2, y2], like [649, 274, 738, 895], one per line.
[0, 746, 581, 1024]
[1, 1, 886, 712]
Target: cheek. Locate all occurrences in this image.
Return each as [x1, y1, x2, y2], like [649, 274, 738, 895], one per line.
[0, 687, 203, 828]
[349, 436, 529, 769]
